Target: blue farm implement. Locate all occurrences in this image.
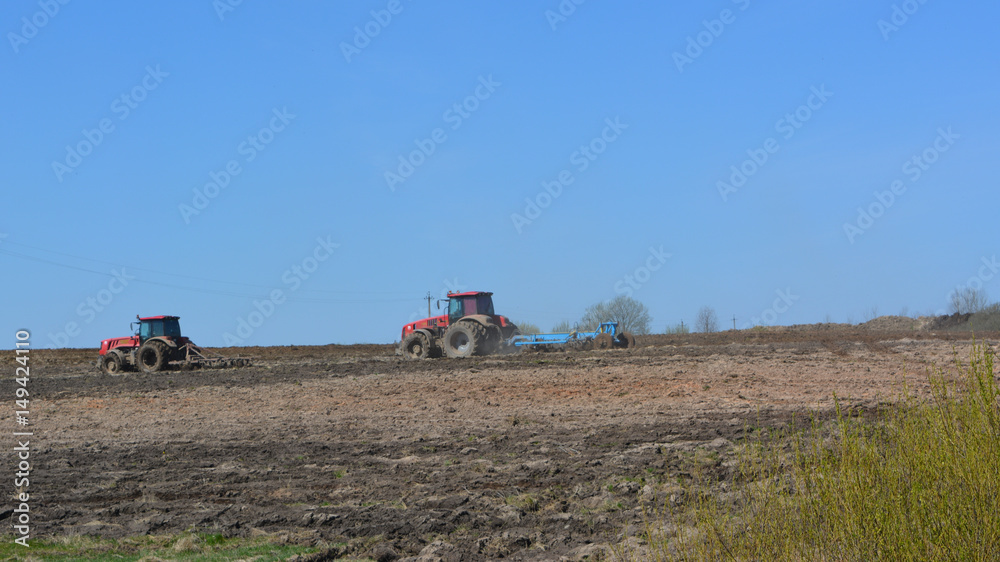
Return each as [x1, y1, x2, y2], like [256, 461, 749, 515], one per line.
[509, 322, 635, 351]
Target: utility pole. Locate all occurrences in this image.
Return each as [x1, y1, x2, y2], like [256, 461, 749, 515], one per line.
[425, 291, 433, 318]
[732, 315, 737, 330]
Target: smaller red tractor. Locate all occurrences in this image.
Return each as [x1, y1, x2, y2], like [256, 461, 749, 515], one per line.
[98, 315, 250, 373]
[400, 291, 519, 359]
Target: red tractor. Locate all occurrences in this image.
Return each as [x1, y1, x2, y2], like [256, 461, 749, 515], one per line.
[400, 291, 519, 359]
[98, 315, 249, 373]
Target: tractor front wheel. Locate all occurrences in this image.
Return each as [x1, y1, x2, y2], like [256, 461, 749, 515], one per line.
[139, 341, 169, 373]
[101, 352, 124, 374]
[444, 321, 484, 358]
[402, 332, 433, 360]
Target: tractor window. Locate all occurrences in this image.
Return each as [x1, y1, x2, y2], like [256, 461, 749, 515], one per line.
[448, 298, 464, 323]
[140, 322, 152, 340]
[464, 297, 478, 316]
[149, 321, 164, 337]
[163, 319, 181, 337]
[476, 295, 495, 316]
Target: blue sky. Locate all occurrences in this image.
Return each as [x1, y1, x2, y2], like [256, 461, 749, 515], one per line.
[2, 0, 998, 348]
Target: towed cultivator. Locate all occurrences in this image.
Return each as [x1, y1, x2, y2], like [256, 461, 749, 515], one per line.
[399, 292, 635, 359]
[98, 315, 251, 373]
[509, 321, 635, 351]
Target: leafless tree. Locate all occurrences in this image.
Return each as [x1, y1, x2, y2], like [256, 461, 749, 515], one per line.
[862, 305, 880, 323]
[580, 296, 652, 335]
[515, 321, 541, 335]
[695, 306, 719, 333]
[552, 321, 573, 333]
[949, 287, 990, 314]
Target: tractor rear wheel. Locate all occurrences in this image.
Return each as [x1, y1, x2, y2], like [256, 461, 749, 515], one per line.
[402, 332, 433, 360]
[482, 324, 503, 356]
[101, 352, 124, 374]
[139, 340, 169, 373]
[444, 321, 485, 358]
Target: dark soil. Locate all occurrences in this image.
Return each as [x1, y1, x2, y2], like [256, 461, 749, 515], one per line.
[3, 326, 993, 560]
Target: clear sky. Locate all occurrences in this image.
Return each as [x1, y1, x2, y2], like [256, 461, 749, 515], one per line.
[2, 0, 998, 348]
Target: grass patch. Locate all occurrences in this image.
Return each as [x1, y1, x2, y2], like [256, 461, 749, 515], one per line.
[505, 493, 540, 512]
[623, 341, 1000, 561]
[0, 532, 332, 561]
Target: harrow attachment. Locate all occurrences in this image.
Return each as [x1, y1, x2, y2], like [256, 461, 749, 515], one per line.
[509, 322, 635, 352]
[177, 343, 253, 369]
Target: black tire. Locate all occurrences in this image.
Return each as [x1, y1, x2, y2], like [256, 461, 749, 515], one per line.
[139, 340, 169, 373]
[402, 332, 433, 360]
[101, 352, 124, 374]
[482, 324, 502, 355]
[444, 321, 485, 358]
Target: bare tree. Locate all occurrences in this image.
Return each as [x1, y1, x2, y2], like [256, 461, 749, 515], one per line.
[949, 287, 990, 314]
[552, 320, 573, 333]
[579, 296, 652, 335]
[695, 306, 719, 333]
[515, 321, 541, 335]
[664, 321, 689, 334]
[862, 305, 880, 323]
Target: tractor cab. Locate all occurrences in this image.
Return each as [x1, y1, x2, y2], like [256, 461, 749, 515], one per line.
[447, 292, 495, 323]
[134, 315, 182, 343]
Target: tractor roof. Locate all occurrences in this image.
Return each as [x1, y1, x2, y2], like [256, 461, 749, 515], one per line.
[447, 291, 492, 298]
[138, 315, 180, 321]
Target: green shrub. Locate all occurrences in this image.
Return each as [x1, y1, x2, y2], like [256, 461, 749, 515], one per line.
[631, 341, 1000, 561]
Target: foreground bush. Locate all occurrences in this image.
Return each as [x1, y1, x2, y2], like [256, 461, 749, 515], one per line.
[633, 341, 1000, 561]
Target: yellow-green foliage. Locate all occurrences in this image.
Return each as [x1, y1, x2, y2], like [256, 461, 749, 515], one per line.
[633, 341, 1000, 561]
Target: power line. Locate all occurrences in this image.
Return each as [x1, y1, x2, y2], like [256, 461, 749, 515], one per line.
[0, 246, 419, 304]
[0, 241, 413, 296]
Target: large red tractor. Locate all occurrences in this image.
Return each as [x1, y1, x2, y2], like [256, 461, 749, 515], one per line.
[98, 315, 249, 373]
[400, 291, 519, 359]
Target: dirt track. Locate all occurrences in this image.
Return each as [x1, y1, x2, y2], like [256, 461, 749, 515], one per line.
[3, 328, 993, 560]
